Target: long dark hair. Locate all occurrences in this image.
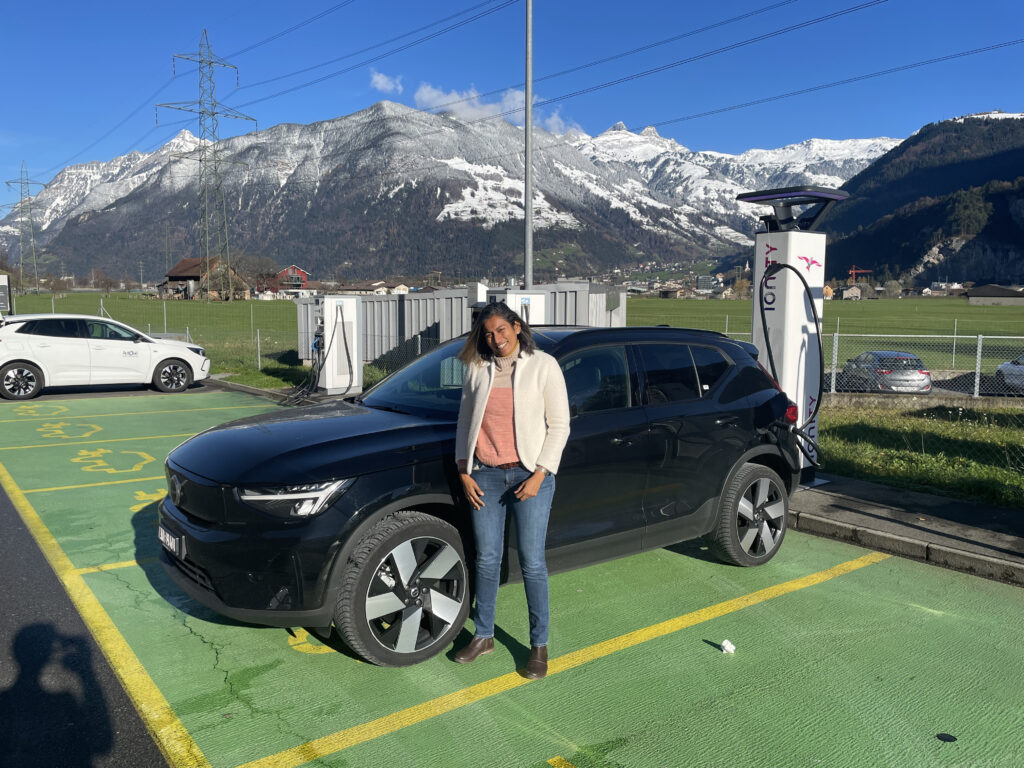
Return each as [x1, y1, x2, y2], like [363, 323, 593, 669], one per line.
[458, 301, 538, 365]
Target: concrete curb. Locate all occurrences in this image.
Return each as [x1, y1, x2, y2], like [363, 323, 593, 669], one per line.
[791, 510, 1024, 587]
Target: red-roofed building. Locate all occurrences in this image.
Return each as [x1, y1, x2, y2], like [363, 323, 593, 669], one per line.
[273, 265, 311, 294]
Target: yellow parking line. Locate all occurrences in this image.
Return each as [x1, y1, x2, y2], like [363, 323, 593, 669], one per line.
[0, 433, 196, 451]
[75, 559, 151, 575]
[240, 551, 890, 768]
[23, 476, 166, 494]
[0, 404, 269, 423]
[0, 461, 210, 768]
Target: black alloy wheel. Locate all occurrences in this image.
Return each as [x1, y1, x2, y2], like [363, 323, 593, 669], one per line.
[706, 463, 788, 567]
[0, 362, 44, 400]
[153, 359, 192, 393]
[334, 511, 470, 666]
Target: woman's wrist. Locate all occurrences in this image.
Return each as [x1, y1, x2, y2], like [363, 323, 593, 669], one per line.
[456, 459, 468, 474]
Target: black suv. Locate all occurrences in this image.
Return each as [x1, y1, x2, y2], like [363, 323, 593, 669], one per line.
[158, 327, 800, 666]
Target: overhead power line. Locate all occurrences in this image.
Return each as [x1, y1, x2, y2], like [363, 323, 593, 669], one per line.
[647, 38, 1024, 128]
[463, 0, 889, 127]
[231, 0, 521, 108]
[231, 0, 510, 92]
[424, 0, 799, 115]
[39, 1, 367, 178]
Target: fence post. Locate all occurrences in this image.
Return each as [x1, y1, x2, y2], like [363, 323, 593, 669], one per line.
[51, 295, 55, 313]
[951, 318, 957, 369]
[250, 302, 254, 342]
[416, 334, 422, 357]
[257, 328, 262, 370]
[163, 301, 167, 334]
[973, 334, 983, 398]
[830, 332, 839, 393]
[186, 326, 190, 343]
[725, 315, 729, 335]
[99, 298, 104, 317]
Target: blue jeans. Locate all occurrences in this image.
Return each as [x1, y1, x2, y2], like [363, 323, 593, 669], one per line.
[469, 464, 555, 647]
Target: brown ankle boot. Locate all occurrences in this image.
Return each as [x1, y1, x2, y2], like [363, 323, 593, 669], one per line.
[454, 636, 494, 663]
[523, 645, 548, 679]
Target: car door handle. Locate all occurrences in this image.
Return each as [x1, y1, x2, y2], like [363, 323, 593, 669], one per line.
[610, 437, 632, 447]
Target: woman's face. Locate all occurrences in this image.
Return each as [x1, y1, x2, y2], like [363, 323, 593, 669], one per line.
[482, 315, 521, 357]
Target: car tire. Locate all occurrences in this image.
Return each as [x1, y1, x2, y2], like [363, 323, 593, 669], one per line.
[152, 359, 193, 393]
[706, 463, 788, 567]
[0, 362, 44, 400]
[334, 511, 470, 666]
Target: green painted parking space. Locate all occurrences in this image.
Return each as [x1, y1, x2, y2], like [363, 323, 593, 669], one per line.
[3, 391, 1024, 767]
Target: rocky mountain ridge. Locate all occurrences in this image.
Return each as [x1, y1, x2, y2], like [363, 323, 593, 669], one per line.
[1, 101, 898, 282]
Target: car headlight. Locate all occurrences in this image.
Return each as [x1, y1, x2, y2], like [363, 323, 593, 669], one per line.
[187, 346, 206, 357]
[239, 479, 352, 518]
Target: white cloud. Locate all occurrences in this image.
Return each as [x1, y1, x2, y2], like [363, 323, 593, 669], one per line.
[414, 83, 527, 124]
[370, 70, 403, 95]
[541, 108, 583, 136]
[414, 82, 581, 136]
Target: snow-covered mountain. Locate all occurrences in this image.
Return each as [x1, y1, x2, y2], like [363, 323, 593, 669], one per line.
[570, 122, 899, 240]
[0, 101, 898, 280]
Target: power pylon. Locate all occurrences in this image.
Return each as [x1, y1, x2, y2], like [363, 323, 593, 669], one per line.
[3, 162, 45, 294]
[157, 30, 255, 301]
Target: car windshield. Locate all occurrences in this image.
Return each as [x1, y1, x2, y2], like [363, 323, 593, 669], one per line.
[360, 340, 467, 418]
[878, 355, 924, 370]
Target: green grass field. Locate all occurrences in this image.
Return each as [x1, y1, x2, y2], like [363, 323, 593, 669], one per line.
[626, 295, 1024, 336]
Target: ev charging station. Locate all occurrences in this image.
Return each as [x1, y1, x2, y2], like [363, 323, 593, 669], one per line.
[317, 295, 363, 395]
[485, 288, 548, 325]
[737, 186, 849, 482]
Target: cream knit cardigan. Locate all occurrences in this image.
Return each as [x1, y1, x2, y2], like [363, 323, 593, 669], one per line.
[455, 349, 570, 475]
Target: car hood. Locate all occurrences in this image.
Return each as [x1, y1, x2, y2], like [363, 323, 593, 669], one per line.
[150, 338, 200, 353]
[169, 400, 455, 485]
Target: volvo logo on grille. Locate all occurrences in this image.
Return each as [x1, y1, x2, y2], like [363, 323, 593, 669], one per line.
[169, 473, 185, 506]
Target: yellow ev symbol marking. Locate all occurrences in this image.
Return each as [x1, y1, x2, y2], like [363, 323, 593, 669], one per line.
[129, 488, 167, 513]
[37, 422, 104, 439]
[14, 403, 69, 417]
[287, 629, 336, 655]
[71, 448, 156, 474]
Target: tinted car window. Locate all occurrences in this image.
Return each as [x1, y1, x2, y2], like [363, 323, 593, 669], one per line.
[690, 345, 730, 393]
[19, 318, 82, 338]
[361, 342, 465, 418]
[637, 343, 700, 404]
[559, 345, 630, 417]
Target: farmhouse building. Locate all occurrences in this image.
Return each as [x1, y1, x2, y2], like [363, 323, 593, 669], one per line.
[965, 284, 1024, 306]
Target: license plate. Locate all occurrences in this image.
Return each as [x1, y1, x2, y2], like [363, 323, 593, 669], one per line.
[158, 525, 183, 558]
[891, 386, 917, 392]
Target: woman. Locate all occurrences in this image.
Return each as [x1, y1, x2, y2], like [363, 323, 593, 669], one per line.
[453, 302, 570, 679]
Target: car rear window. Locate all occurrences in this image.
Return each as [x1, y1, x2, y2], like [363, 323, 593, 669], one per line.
[689, 345, 731, 393]
[878, 356, 924, 369]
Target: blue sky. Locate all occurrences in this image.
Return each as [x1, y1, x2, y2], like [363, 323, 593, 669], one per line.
[2, 0, 1022, 211]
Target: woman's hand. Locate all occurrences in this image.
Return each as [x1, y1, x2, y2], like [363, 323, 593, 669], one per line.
[460, 472, 485, 510]
[514, 471, 546, 501]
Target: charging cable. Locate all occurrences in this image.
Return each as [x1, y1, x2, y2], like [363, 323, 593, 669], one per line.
[757, 262, 824, 468]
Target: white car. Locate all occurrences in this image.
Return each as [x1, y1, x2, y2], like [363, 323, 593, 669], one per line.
[995, 353, 1024, 392]
[0, 313, 210, 400]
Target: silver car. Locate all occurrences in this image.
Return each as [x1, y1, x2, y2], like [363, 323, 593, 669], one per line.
[840, 350, 932, 394]
[995, 353, 1024, 393]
